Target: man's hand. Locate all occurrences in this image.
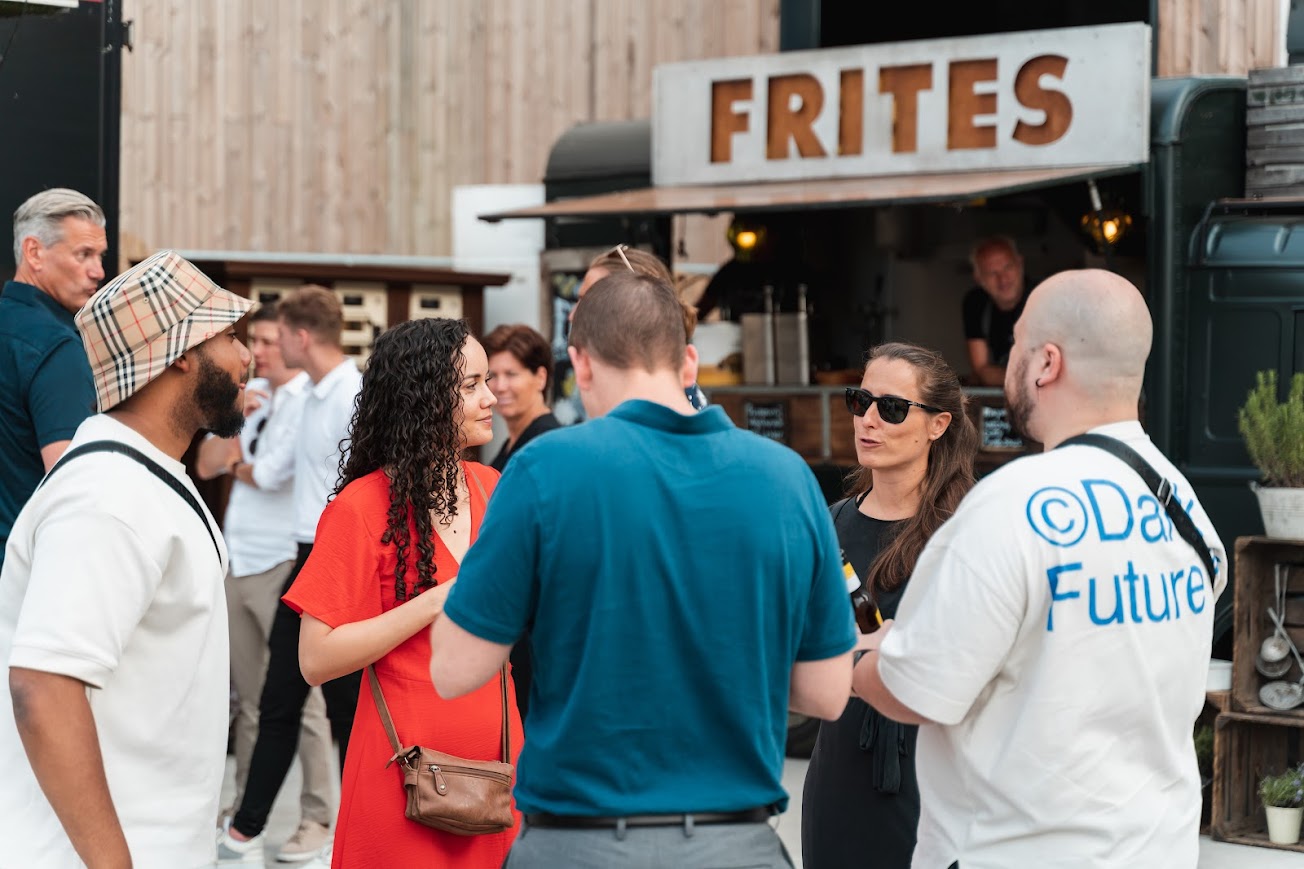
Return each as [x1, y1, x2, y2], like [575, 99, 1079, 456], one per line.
[243, 387, 270, 417]
[10, 668, 131, 869]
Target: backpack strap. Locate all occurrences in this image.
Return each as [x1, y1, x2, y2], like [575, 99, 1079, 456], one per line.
[1058, 433, 1216, 582]
[40, 440, 222, 566]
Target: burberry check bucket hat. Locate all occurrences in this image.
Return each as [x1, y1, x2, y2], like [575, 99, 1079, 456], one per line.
[75, 250, 255, 412]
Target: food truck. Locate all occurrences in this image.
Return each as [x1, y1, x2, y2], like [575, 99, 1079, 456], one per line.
[482, 22, 1301, 651]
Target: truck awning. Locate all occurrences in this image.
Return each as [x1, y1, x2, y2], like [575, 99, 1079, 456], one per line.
[478, 163, 1143, 222]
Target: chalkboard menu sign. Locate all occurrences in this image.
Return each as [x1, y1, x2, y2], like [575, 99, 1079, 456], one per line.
[980, 405, 1023, 451]
[744, 400, 789, 443]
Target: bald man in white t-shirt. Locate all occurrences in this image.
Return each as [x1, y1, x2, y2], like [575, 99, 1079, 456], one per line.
[854, 270, 1227, 869]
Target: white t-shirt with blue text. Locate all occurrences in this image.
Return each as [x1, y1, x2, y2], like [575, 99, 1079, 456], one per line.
[879, 421, 1226, 869]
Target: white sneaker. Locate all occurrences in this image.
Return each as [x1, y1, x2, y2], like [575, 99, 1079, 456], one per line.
[276, 820, 331, 863]
[215, 826, 265, 866]
[298, 841, 332, 869]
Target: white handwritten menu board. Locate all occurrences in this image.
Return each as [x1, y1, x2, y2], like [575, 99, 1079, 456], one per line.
[744, 400, 789, 443]
[981, 405, 1024, 451]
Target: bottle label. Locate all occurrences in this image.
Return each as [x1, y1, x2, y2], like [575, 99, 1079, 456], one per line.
[842, 560, 860, 594]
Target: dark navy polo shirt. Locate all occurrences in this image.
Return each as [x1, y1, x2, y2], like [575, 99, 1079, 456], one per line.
[0, 281, 96, 563]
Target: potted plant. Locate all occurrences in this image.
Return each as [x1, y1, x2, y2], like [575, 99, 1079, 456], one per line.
[1238, 370, 1304, 539]
[1259, 764, 1304, 845]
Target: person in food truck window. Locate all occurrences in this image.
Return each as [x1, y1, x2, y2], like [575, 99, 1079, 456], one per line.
[961, 236, 1029, 387]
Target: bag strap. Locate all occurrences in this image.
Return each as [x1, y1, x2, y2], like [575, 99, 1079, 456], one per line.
[368, 664, 510, 765]
[1058, 433, 1216, 582]
[39, 440, 222, 566]
[368, 464, 510, 765]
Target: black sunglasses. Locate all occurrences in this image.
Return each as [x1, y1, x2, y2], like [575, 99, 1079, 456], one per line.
[844, 387, 943, 424]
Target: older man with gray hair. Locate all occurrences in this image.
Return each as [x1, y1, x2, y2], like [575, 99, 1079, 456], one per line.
[856, 269, 1227, 869]
[0, 188, 106, 572]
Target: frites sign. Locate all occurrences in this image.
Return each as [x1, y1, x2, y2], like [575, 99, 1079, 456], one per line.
[652, 23, 1150, 186]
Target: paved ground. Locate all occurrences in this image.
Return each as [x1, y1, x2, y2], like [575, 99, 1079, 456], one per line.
[776, 759, 1304, 869]
[233, 754, 1304, 867]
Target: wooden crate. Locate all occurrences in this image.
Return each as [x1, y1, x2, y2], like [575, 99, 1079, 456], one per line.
[1231, 537, 1304, 717]
[1212, 710, 1304, 851]
[1246, 66, 1304, 198]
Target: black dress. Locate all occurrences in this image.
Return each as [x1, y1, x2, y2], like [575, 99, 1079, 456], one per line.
[489, 412, 561, 472]
[488, 410, 561, 719]
[802, 494, 917, 869]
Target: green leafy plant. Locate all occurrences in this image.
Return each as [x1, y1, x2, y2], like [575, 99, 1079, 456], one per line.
[1238, 370, 1304, 488]
[1259, 764, 1304, 809]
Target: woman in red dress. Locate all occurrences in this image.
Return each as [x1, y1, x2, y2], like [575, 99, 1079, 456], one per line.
[283, 317, 523, 868]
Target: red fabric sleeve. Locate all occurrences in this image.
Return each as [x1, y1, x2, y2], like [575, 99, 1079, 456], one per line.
[283, 477, 386, 628]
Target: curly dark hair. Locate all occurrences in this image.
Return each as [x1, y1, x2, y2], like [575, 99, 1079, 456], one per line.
[337, 317, 472, 601]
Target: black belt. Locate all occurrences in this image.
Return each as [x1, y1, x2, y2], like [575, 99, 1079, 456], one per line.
[525, 805, 775, 829]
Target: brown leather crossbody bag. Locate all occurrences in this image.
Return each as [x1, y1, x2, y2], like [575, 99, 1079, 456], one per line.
[368, 663, 514, 836]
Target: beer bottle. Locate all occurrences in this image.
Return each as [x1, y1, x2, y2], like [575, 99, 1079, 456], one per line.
[842, 549, 883, 634]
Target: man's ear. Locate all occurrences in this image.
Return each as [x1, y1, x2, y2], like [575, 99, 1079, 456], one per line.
[171, 350, 196, 374]
[568, 345, 592, 392]
[1038, 342, 1064, 387]
[19, 236, 43, 269]
[682, 344, 700, 390]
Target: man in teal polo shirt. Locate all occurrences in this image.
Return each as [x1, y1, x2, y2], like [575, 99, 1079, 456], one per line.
[431, 271, 855, 869]
[0, 189, 106, 568]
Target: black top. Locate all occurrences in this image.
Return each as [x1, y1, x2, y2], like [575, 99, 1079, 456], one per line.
[488, 409, 561, 721]
[802, 494, 916, 869]
[489, 412, 562, 472]
[961, 284, 1028, 367]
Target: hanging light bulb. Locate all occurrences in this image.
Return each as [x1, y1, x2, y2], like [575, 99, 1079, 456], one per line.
[727, 217, 767, 261]
[1080, 179, 1133, 251]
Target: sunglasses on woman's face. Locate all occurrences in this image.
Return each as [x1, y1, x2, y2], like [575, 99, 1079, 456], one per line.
[844, 387, 943, 424]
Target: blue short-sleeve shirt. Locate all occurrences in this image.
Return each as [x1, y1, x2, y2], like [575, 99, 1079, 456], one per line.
[445, 399, 855, 817]
[0, 281, 96, 560]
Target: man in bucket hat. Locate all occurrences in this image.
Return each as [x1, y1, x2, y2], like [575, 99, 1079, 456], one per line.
[0, 250, 254, 868]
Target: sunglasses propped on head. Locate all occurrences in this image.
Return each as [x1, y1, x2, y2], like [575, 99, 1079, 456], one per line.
[844, 387, 943, 424]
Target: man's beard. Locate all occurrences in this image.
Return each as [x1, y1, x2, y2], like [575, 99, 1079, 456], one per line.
[195, 354, 245, 438]
[1004, 359, 1035, 443]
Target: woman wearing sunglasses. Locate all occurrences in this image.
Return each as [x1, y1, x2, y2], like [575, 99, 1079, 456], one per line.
[802, 342, 977, 869]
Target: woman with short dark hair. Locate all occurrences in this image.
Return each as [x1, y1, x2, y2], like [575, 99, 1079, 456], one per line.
[483, 323, 560, 472]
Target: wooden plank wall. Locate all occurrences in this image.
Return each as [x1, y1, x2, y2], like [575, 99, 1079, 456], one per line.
[1156, 0, 1283, 77]
[119, 0, 778, 259]
[121, 1, 1284, 260]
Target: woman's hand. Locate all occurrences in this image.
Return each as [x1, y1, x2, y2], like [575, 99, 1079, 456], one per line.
[299, 577, 461, 685]
[423, 577, 457, 621]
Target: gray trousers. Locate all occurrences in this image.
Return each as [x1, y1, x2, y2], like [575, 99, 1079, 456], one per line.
[503, 819, 794, 869]
[225, 560, 333, 824]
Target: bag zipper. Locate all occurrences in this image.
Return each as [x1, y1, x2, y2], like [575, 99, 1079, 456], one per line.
[425, 762, 512, 794]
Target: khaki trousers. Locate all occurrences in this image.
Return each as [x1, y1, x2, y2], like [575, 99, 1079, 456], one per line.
[226, 560, 333, 824]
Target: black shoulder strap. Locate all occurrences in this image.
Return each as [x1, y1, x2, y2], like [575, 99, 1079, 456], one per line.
[1059, 433, 1216, 582]
[40, 440, 223, 565]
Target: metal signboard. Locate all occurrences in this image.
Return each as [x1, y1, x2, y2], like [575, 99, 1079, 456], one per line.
[653, 23, 1150, 186]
